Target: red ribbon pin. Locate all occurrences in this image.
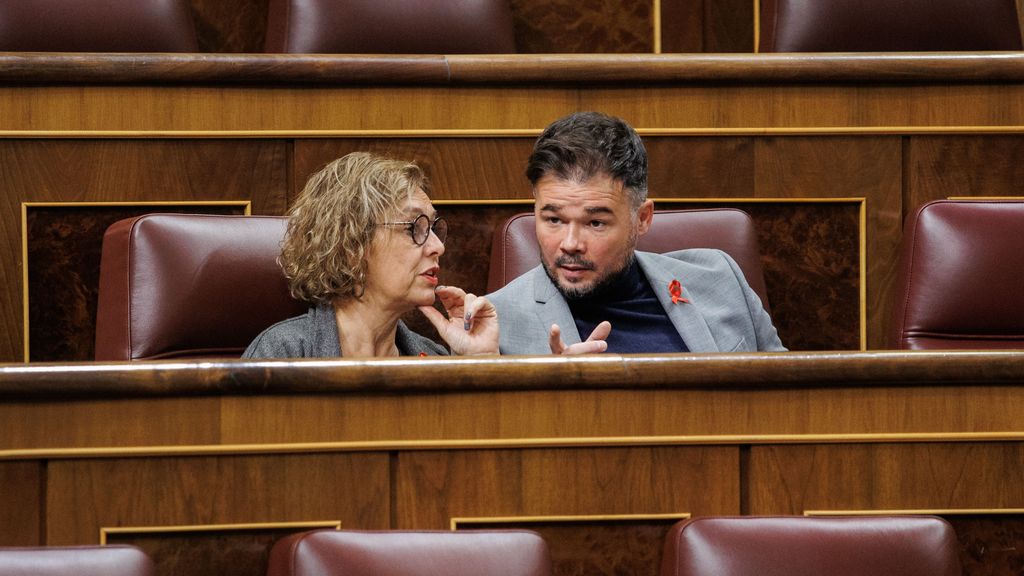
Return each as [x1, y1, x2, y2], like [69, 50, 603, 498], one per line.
[668, 279, 689, 304]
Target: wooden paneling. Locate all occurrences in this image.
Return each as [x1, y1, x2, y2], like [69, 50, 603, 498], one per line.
[189, 0, 267, 53]
[661, 0, 754, 53]
[27, 204, 248, 362]
[754, 137, 902, 349]
[0, 398, 221, 450]
[46, 454, 390, 544]
[510, 0, 654, 53]
[950, 515, 1024, 576]
[0, 461, 42, 545]
[292, 139, 535, 202]
[748, 443, 1024, 514]
[396, 447, 736, 575]
[907, 135, 1024, 210]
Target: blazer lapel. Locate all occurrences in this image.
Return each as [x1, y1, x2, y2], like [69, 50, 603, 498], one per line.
[636, 252, 720, 352]
[531, 267, 582, 345]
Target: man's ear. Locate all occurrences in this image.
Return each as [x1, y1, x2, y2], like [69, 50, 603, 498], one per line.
[635, 199, 655, 236]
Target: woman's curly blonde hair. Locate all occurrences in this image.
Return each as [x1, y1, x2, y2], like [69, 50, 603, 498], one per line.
[280, 152, 430, 304]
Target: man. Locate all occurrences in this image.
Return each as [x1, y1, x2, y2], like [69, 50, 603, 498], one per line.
[487, 111, 786, 354]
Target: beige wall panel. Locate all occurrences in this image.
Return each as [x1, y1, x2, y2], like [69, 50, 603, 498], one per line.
[748, 443, 1024, 514]
[395, 447, 738, 527]
[46, 453, 390, 544]
[0, 461, 42, 545]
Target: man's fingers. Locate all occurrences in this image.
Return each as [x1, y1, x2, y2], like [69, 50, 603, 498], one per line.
[563, 340, 608, 355]
[548, 323, 565, 354]
[587, 321, 612, 342]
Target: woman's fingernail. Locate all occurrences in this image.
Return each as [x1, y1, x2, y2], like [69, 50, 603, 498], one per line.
[435, 285, 446, 291]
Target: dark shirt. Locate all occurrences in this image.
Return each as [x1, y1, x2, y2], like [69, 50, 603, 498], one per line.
[568, 260, 689, 354]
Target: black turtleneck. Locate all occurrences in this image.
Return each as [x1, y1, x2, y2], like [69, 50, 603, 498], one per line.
[566, 259, 689, 353]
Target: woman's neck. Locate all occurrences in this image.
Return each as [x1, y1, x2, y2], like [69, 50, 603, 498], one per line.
[332, 296, 403, 358]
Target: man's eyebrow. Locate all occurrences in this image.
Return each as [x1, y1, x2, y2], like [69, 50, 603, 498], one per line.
[584, 206, 614, 216]
[539, 203, 562, 213]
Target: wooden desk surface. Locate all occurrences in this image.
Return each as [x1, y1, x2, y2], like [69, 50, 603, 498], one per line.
[1, 352, 1021, 576]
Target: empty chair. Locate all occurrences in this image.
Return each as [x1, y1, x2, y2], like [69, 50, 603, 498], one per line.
[266, 529, 551, 576]
[661, 516, 961, 576]
[889, 199, 1024, 350]
[264, 0, 516, 53]
[0, 0, 198, 52]
[487, 208, 771, 310]
[0, 546, 153, 576]
[95, 214, 306, 360]
[758, 0, 1023, 52]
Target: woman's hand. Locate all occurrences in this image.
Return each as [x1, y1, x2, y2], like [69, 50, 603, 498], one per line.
[418, 285, 499, 355]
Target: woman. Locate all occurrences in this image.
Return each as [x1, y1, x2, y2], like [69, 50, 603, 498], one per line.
[243, 152, 498, 358]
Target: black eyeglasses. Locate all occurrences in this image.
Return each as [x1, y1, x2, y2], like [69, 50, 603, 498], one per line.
[381, 214, 448, 246]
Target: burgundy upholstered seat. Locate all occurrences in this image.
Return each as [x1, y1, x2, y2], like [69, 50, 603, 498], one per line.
[889, 199, 1024, 350]
[266, 529, 551, 576]
[759, 0, 1022, 52]
[95, 214, 306, 361]
[0, 546, 153, 576]
[487, 208, 771, 310]
[661, 516, 960, 576]
[264, 0, 516, 53]
[0, 0, 198, 52]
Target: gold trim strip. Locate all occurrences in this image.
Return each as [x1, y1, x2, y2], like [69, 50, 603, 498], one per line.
[100, 520, 341, 545]
[753, 0, 760, 53]
[4, 431, 1023, 461]
[805, 509, 1024, 516]
[434, 199, 533, 206]
[7, 126, 1024, 139]
[859, 199, 868, 349]
[21, 200, 252, 362]
[653, 0, 663, 54]
[451, 512, 689, 530]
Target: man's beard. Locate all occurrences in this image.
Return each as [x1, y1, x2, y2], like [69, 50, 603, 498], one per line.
[542, 250, 636, 302]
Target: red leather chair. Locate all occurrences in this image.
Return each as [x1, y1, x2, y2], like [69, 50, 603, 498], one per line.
[266, 529, 551, 576]
[661, 516, 961, 576]
[889, 199, 1024, 350]
[264, 0, 516, 53]
[759, 0, 1022, 52]
[0, 0, 198, 52]
[0, 546, 153, 576]
[95, 214, 306, 361]
[487, 208, 771, 311]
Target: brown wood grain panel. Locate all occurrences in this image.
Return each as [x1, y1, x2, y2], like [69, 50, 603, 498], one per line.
[27, 204, 247, 362]
[292, 139, 536, 203]
[0, 461, 42, 545]
[705, 0, 754, 52]
[510, 0, 654, 53]
[906, 135, 1024, 213]
[646, 137, 755, 198]
[395, 447, 738, 527]
[110, 525, 323, 576]
[220, 383, 1024, 446]
[951, 515, 1024, 576]
[0, 398, 220, 450]
[748, 443, 1024, 514]
[753, 137, 902, 349]
[460, 518, 680, 576]
[189, 0, 267, 53]
[46, 454, 389, 545]
[659, 0, 703, 53]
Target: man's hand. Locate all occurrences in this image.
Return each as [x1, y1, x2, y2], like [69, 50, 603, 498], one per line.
[419, 286, 499, 355]
[549, 321, 611, 354]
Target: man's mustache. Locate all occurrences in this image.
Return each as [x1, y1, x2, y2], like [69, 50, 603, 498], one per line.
[555, 255, 595, 270]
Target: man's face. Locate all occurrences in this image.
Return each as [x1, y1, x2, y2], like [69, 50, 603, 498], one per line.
[534, 172, 653, 299]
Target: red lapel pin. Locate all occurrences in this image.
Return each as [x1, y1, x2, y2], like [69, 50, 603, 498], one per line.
[668, 279, 689, 304]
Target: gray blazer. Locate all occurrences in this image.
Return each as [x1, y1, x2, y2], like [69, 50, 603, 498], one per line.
[487, 249, 786, 354]
[242, 304, 448, 358]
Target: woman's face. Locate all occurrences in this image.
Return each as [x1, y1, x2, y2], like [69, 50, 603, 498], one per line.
[362, 188, 445, 313]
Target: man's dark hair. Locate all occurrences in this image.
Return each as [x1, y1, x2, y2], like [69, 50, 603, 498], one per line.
[526, 111, 648, 209]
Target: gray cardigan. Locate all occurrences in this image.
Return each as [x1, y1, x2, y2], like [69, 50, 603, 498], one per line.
[242, 305, 448, 358]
